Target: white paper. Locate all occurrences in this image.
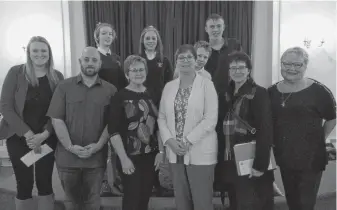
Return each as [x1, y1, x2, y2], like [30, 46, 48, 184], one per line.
[20, 144, 53, 167]
[238, 158, 274, 176]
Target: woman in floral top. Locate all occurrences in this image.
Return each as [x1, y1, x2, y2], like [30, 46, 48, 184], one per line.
[108, 55, 164, 210]
[158, 44, 218, 210]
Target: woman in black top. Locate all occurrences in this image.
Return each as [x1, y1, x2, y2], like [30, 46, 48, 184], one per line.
[268, 47, 336, 210]
[138, 25, 173, 195]
[108, 55, 164, 210]
[214, 51, 274, 210]
[138, 25, 173, 107]
[94, 22, 126, 196]
[0, 36, 64, 210]
[94, 22, 127, 90]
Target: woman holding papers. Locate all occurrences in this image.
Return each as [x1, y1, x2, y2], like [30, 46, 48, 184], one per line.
[158, 44, 218, 210]
[0, 36, 64, 210]
[268, 47, 336, 210]
[214, 51, 274, 210]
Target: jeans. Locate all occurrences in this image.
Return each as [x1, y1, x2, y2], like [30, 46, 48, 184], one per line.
[6, 134, 55, 200]
[57, 166, 105, 210]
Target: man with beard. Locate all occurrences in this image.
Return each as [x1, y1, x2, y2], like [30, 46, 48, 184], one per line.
[47, 47, 117, 210]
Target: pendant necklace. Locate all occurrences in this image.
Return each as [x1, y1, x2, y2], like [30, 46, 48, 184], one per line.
[281, 92, 292, 107]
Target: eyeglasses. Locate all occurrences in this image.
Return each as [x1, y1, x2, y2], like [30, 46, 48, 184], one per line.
[177, 55, 194, 62]
[129, 68, 146, 73]
[229, 66, 247, 72]
[282, 62, 303, 69]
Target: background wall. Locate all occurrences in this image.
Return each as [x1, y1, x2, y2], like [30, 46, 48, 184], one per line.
[0, 1, 68, 93]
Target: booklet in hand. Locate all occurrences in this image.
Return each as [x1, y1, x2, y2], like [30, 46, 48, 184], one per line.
[20, 144, 53, 167]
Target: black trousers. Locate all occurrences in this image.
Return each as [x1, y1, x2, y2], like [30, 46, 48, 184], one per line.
[280, 167, 323, 210]
[118, 152, 156, 210]
[215, 161, 274, 210]
[6, 134, 56, 200]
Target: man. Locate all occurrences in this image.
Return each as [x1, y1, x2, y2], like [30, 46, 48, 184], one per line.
[47, 47, 117, 210]
[194, 40, 212, 80]
[204, 13, 242, 90]
[204, 13, 242, 206]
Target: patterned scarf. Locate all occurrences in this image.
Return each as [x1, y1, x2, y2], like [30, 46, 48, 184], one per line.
[223, 81, 256, 160]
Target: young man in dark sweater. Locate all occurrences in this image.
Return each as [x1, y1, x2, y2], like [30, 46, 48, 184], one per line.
[204, 14, 242, 92]
[94, 22, 126, 197]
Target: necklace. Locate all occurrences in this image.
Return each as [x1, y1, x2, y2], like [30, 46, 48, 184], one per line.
[281, 92, 292, 107]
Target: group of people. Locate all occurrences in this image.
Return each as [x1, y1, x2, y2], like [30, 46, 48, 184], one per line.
[0, 13, 335, 210]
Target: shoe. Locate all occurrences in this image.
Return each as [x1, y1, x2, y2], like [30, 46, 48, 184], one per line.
[37, 194, 55, 210]
[15, 198, 35, 210]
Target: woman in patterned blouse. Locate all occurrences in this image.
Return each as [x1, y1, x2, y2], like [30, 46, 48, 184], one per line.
[158, 44, 218, 210]
[108, 55, 164, 210]
[268, 47, 336, 210]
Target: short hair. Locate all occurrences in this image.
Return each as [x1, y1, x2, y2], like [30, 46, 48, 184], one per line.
[93, 22, 117, 46]
[139, 25, 164, 62]
[281, 47, 309, 65]
[174, 44, 197, 64]
[194, 40, 212, 57]
[228, 51, 252, 71]
[205, 13, 225, 26]
[123, 55, 148, 75]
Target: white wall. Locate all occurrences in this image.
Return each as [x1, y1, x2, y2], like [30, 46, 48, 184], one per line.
[0, 1, 67, 92]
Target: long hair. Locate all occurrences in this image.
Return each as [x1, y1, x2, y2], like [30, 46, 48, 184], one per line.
[24, 36, 59, 87]
[138, 26, 164, 62]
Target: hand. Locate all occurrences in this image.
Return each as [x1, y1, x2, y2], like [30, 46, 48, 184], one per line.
[167, 138, 187, 156]
[121, 156, 135, 175]
[84, 143, 100, 156]
[249, 168, 264, 178]
[26, 133, 48, 150]
[70, 145, 90, 158]
[24, 130, 34, 140]
[154, 152, 164, 171]
[33, 146, 42, 154]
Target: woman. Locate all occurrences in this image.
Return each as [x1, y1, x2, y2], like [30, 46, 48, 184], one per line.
[95, 22, 127, 90]
[268, 47, 336, 210]
[138, 25, 173, 195]
[0, 36, 64, 210]
[158, 44, 218, 210]
[213, 51, 274, 210]
[108, 55, 163, 210]
[139, 25, 173, 106]
[94, 22, 126, 196]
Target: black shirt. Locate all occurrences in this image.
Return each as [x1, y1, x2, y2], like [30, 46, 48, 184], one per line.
[268, 80, 336, 171]
[23, 75, 52, 134]
[143, 55, 173, 107]
[98, 52, 127, 90]
[205, 38, 242, 78]
[108, 88, 159, 156]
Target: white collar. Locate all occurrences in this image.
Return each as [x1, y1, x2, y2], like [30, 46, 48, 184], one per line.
[196, 67, 205, 73]
[97, 47, 111, 56]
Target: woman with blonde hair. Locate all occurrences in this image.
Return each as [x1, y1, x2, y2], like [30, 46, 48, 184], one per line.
[0, 36, 64, 210]
[138, 25, 173, 195]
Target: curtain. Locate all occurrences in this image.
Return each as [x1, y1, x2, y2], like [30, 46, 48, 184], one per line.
[84, 1, 253, 64]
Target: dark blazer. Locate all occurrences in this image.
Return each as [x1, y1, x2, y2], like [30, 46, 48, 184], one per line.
[0, 64, 64, 139]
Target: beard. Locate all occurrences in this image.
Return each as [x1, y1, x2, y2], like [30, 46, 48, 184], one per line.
[81, 66, 98, 77]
